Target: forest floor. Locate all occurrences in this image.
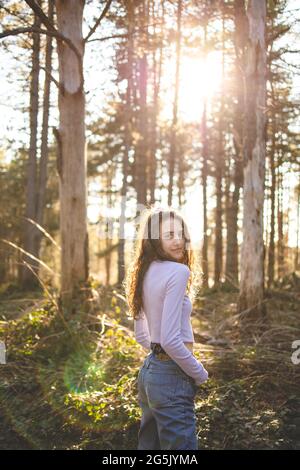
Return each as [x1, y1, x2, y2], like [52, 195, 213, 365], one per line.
[0, 276, 300, 450]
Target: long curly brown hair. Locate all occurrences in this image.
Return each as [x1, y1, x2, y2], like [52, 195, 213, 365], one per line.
[123, 207, 201, 321]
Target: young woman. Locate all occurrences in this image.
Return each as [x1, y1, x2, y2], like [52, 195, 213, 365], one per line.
[124, 207, 209, 450]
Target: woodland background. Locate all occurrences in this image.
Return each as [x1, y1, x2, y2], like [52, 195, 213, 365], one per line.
[0, 0, 299, 450]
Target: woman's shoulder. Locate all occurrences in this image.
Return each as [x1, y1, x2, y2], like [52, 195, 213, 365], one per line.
[152, 260, 190, 277]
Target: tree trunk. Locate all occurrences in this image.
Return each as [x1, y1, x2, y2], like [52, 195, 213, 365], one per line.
[36, 0, 54, 260]
[295, 178, 300, 271]
[135, 0, 148, 207]
[21, 4, 41, 288]
[105, 167, 114, 286]
[277, 166, 284, 278]
[225, 0, 246, 288]
[56, 0, 88, 305]
[238, 0, 267, 320]
[201, 21, 209, 289]
[148, 0, 164, 205]
[167, 0, 182, 207]
[267, 79, 276, 287]
[214, 15, 225, 287]
[118, 0, 134, 285]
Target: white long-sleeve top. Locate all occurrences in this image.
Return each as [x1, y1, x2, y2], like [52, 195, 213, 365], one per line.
[134, 259, 208, 386]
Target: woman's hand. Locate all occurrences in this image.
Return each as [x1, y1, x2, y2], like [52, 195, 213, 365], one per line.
[195, 366, 209, 386]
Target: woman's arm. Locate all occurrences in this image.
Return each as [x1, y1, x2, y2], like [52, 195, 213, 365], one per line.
[160, 264, 208, 385]
[134, 309, 151, 352]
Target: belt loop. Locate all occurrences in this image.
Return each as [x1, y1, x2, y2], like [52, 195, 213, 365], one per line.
[145, 352, 153, 368]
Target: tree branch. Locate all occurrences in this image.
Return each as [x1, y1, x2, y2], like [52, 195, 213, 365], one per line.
[0, 26, 82, 71]
[0, 26, 81, 79]
[0, 26, 55, 40]
[40, 65, 59, 89]
[84, 0, 113, 43]
[86, 33, 129, 43]
[24, 0, 56, 32]
[23, 0, 84, 89]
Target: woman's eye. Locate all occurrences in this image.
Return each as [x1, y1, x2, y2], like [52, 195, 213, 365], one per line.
[164, 232, 183, 239]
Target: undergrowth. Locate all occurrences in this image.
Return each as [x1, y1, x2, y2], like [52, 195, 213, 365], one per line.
[0, 280, 299, 449]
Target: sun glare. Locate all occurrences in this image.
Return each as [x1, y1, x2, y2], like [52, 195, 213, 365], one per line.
[161, 52, 223, 123]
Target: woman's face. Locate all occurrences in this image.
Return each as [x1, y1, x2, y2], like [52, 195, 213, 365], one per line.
[160, 216, 185, 262]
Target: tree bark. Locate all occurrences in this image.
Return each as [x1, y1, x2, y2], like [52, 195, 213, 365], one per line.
[36, 0, 54, 260]
[238, 0, 267, 320]
[267, 78, 276, 287]
[295, 177, 300, 271]
[148, 0, 164, 205]
[21, 4, 41, 288]
[201, 21, 209, 289]
[55, 0, 88, 305]
[118, 0, 134, 285]
[225, 0, 246, 288]
[135, 0, 148, 207]
[167, 0, 182, 207]
[214, 14, 225, 287]
[277, 164, 284, 279]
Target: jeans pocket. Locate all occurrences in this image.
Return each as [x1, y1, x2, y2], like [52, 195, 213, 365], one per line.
[172, 374, 197, 404]
[179, 371, 198, 395]
[146, 371, 178, 407]
[186, 377, 198, 394]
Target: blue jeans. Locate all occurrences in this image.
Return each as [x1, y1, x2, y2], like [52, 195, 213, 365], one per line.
[137, 351, 199, 450]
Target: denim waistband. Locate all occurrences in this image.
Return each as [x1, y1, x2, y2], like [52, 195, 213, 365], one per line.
[145, 351, 179, 369]
[143, 352, 194, 384]
[146, 355, 198, 389]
